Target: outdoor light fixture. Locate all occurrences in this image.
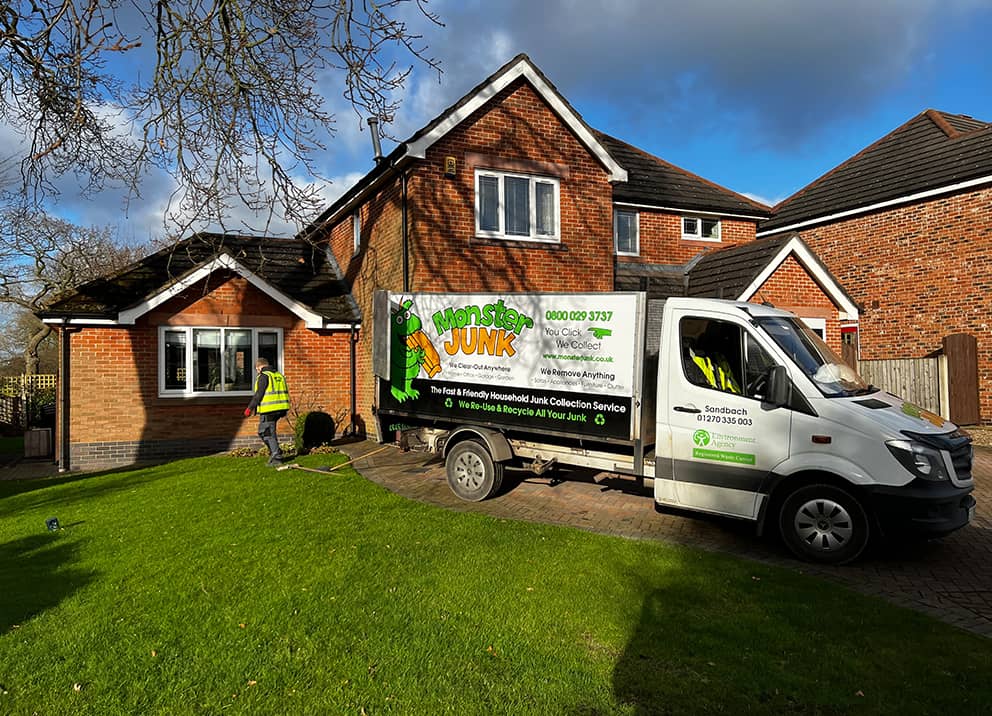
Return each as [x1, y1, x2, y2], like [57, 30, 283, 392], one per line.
[46, 517, 60, 531]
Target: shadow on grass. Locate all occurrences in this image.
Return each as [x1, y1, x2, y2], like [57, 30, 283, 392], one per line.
[0, 463, 184, 517]
[0, 533, 95, 633]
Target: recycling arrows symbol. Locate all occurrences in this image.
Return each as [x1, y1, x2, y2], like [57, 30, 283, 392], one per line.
[594, 413, 606, 426]
[444, 398, 453, 408]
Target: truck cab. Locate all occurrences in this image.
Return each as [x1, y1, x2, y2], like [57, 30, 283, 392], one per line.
[656, 298, 975, 564]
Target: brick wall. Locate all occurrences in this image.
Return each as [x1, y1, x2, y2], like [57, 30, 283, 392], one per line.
[61, 273, 353, 469]
[618, 209, 757, 267]
[796, 186, 992, 421]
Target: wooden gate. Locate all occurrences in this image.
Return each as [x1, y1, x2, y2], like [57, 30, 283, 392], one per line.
[943, 333, 980, 425]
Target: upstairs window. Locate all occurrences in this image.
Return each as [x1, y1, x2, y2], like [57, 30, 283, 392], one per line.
[160, 326, 283, 397]
[352, 211, 361, 253]
[475, 170, 560, 242]
[615, 209, 639, 256]
[682, 216, 721, 242]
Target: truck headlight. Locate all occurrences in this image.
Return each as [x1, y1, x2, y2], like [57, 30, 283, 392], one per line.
[885, 440, 950, 481]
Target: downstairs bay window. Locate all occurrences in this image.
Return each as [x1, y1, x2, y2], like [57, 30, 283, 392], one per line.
[475, 169, 560, 242]
[160, 326, 283, 397]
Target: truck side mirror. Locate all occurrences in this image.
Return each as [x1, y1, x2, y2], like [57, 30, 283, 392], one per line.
[766, 365, 790, 407]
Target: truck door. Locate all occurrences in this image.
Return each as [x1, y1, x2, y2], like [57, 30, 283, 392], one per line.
[666, 313, 791, 518]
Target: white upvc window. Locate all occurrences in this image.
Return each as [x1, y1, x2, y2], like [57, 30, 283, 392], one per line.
[474, 169, 560, 242]
[682, 216, 722, 242]
[159, 326, 284, 397]
[352, 210, 361, 253]
[614, 209, 639, 256]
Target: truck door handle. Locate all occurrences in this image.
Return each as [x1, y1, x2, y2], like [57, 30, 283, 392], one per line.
[674, 406, 701, 414]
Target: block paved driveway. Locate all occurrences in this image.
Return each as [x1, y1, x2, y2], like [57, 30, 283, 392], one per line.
[339, 441, 992, 637]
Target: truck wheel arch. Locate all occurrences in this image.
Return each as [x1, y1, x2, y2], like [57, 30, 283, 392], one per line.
[757, 470, 871, 536]
[443, 426, 513, 464]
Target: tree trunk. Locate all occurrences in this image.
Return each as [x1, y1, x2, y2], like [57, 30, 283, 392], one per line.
[25, 324, 52, 377]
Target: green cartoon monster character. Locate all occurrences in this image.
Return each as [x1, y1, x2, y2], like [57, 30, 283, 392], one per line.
[389, 299, 441, 402]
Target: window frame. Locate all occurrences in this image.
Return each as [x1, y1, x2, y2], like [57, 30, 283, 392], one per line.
[614, 208, 640, 256]
[352, 210, 361, 253]
[474, 169, 561, 243]
[158, 326, 284, 398]
[681, 215, 722, 243]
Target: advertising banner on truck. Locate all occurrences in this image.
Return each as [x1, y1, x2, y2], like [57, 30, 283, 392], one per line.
[375, 291, 643, 440]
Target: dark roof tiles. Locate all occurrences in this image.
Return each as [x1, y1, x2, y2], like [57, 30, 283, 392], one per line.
[40, 234, 360, 323]
[763, 110, 992, 232]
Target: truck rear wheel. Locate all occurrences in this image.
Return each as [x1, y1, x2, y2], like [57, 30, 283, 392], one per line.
[446, 440, 504, 502]
[779, 484, 869, 565]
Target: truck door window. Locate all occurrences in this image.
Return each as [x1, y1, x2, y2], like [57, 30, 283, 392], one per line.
[680, 318, 744, 395]
[743, 333, 777, 398]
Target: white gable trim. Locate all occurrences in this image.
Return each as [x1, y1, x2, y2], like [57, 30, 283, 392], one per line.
[405, 58, 628, 183]
[116, 253, 326, 328]
[737, 237, 859, 321]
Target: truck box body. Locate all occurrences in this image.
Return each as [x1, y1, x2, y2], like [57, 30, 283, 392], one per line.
[373, 290, 657, 446]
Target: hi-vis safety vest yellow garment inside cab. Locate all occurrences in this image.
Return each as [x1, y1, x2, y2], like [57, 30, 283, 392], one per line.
[692, 354, 740, 394]
[255, 370, 290, 413]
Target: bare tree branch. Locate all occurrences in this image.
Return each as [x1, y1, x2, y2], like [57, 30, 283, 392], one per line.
[0, 0, 443, 235]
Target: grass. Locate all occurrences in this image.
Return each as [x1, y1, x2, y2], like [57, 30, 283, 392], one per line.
[1, 453, 991, 714]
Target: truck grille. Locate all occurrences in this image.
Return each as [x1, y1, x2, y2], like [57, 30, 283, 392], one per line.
[908, 429, 973, 481]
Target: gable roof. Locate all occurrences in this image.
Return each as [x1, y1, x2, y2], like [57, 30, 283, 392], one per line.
[301, 54, 771, 241]
[760, 109, 992, 234]
[38, 234, 361, 327]
[300, 53, 627, 239]
[595, 131, 771, 219]
[615, 235, 858, 319]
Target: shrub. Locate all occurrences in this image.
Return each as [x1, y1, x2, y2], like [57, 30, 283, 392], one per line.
[294, 411, 336, 455]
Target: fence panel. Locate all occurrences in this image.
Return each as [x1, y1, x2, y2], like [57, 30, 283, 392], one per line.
[0, 395, 21, 427]
[857, 358, 941, 415]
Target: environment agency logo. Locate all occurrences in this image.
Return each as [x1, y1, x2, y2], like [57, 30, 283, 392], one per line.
[693, 430, 711, 447]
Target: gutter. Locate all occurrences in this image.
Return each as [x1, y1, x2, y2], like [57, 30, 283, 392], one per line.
[757, 173, 992, 237]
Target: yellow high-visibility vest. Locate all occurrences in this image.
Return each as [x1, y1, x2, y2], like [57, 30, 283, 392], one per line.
[692, 354, 740, 394]
[255, 370, 290, 413]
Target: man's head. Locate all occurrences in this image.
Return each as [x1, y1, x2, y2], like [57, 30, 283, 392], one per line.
[255, 357, 270, 372]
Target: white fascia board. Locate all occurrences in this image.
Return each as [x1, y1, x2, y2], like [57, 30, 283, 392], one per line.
[737, 236, 860, 321]
[614, 201, 768, 221]
[41, 317, 119, 326]
[117, 253, 326, 328]
[756, 174, 992, 237]
[405, 60, 628, 183]
[323, 322, 361, 330]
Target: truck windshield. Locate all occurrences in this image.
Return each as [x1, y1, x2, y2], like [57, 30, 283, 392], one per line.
[755, 317, 872, 398]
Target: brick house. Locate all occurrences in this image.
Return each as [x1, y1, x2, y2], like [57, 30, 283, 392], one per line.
[304, 54, 857, 430]
[43, 54, 856, 469]
[758, 109, 992, 423]
[40, 235, 360, 468]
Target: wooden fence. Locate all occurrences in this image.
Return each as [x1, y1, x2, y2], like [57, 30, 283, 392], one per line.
[857, 357, 943, 416]
[0, 374, 56, 429]
[0, 374, 57, 397]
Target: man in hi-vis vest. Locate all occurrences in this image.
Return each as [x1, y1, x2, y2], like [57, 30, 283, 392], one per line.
[244, 357, 290, 466]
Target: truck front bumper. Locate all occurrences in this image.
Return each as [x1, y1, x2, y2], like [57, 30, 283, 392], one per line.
[866, 479, 976, 538]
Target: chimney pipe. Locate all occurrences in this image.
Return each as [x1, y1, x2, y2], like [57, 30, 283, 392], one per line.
[367, 117, 383, 164]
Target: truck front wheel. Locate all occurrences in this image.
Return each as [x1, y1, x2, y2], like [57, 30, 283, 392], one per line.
[779, 484, 870, 565]
[446, 440, 504, 502]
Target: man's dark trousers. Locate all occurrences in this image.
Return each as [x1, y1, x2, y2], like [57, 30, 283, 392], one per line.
[258, 413, 283, 464]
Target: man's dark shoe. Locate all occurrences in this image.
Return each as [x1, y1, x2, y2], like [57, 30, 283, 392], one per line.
[267, 456, 285, 467]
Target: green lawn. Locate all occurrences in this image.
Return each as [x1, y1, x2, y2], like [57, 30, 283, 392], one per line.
[1, 454, 990, 714]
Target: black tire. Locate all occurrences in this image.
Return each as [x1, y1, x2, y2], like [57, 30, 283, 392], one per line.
[445, 440, 504, 502]
[778, 484, 870, 565]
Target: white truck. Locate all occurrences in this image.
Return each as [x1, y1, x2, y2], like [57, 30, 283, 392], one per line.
[372, 290, 975, 564]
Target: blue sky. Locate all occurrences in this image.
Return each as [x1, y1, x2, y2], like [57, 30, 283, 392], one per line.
[8, 0, 992, 240]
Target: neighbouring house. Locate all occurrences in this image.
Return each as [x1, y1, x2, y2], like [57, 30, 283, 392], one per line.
[43, 53, 858, 469]
[758, 109, 992, 424]
[39, 235, 360, 467]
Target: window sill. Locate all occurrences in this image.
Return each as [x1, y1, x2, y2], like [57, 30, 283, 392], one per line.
[471, 236, 565, 250]
[681, 236, 722, 243]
